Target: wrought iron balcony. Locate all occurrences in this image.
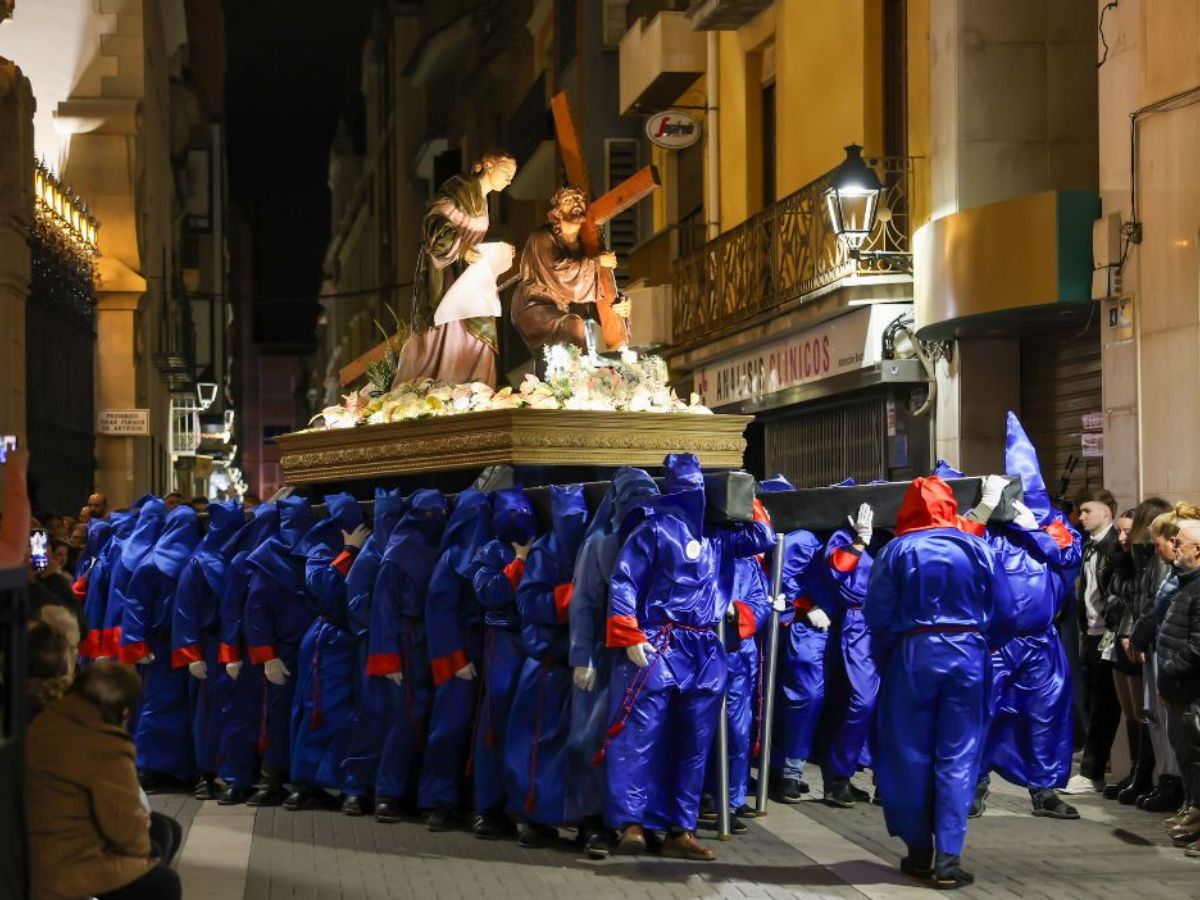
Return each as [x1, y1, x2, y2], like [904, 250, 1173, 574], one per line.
[671, 156, 912, 346]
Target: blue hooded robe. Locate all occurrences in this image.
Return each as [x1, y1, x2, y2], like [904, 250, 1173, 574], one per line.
[504, 484, 588, 826]
[565, 468, 659, 824]
[466, 487, 538, 817]
[103, 496, 164, 660]
[71, 517, 113, 605]
[290, 493, 366, 790]
[243, 496, 316, 775]
[123, 505, 202, 778]
[604, 453, 773, 831]
[982, 412, 1082, 791]
[866, 476, 1016, 856]
[418, 489, 494, 811]
[170, 499, 245, 775]
[80, 512, 133, 661]
[368, 489, 448, 802]
[214, 501, 282, 790]
[338, 488, 410, 798]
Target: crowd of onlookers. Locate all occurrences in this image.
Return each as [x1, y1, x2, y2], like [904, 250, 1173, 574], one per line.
[1065, 488, 1200, 856]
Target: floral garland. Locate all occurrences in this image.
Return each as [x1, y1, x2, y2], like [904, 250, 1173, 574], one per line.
[310, 344, 711, 430]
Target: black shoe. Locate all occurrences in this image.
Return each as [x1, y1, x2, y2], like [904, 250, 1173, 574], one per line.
[139, 772, 180, 795]
[823, 779, 856, 809]
[698, 795, 718, 821]
[583, 829, 611, 859]
[968, 781, 988, 819]
[1143, 784, 1185, 812]
[1118, 779, 1153, 805]
[1171, 829, 1200, 847]
[246, 785, 288, 807]
[283, 788, 337, 811]
[900, 856, 934, 880]
[341, 794, 369, 817]
[771, 777, 808, 804]
[375, 797, 403, 824]
[1031, 793, 1079, 819]
[730, 814, 749, 835]
[194, 776, 221, 800]
[217, 785, 251, 805]
[1104, 774, 1131, 800]
[847, 783, 871, 803]
[872, 791, 884, 806]
[733, 804, 758, 820]
[426, 807, 458, 832]
[933, 868, 975, 890]
[472, 811, 516, 840]
[518, 822, 558, 848]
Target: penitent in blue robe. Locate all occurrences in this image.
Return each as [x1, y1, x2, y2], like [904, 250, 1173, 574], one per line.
[866, 477, 1015, 857]
[103, 497, 165, 662]
[80, 512, 133, 662]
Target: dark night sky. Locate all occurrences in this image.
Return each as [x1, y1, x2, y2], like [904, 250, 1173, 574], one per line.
[223, 0, 373, 349]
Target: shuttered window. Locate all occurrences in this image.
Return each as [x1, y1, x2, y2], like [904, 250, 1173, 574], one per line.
[765, 396, 887, 488]
[605, 138, 641, 285]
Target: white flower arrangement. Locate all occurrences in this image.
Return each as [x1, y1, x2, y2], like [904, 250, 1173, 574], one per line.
[306, 344, 711, 431]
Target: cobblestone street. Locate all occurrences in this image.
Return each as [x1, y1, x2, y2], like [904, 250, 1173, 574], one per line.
[159, 771, 1200, 899]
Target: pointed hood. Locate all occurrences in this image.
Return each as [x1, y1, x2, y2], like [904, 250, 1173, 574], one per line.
[130, 493, 158, 511]
[201, 500, 245, 557]
[277, 495, 315, 556]
[441, 488, 493, 577]
[550, 483, 589, 561]
[304, 492, 364, 560]
[491, 486, 536, 545]
[583, 467, 659, 547]
[1005, 411, 1052, 525]
[86, 518, 113, 556]
[831, 477, 857, 487]
[392, 489, 449, 544]
[896, 476, 960, 535]
[759, 474, 795, 493]
[151, 505, 201, 579]
[372, 488, 408, 553]
[656, 452, 705, 535]
[120, 498, 166, 573]
[223, 501, 280, 560]
[933, 459, 964, 479]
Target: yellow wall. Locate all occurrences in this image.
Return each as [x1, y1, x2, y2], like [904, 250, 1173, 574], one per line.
[907, 0, 931, 231]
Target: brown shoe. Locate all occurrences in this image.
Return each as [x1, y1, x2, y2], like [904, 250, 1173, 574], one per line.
[1185, 840, 1200, 858]
[662, 830, 717, 861]
[616, 824, 647, 855]
[1165, 807, 1200, 830]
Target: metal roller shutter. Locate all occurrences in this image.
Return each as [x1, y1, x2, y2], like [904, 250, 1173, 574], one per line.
[764, 396, 888, 488]
[1019, 315, 1104, 503]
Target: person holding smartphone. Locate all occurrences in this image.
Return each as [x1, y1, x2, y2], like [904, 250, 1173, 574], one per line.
[0, 440, 31, 571]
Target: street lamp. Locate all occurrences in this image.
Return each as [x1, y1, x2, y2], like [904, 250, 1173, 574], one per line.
[196, 382, 218, 410]
[824, 144, 883, 256]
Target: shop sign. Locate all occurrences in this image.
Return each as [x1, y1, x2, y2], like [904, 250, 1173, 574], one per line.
[693, 304, 910, 409]
[98, 409, 150, 436]
[645, 111, 701, 150]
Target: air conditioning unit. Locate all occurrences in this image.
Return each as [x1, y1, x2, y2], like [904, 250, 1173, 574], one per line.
[624, 283, 673, 349]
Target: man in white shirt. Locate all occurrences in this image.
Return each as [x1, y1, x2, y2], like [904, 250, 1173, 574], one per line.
[1063, 489, 1122, 794]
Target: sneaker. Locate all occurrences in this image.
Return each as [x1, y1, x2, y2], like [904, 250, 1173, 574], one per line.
[730, 814, 749, 835]
[1165, 807, 1200, 830]
[733, 803, 758, 820]
[1061, 774, 1104, 795]
[698, 795, 718, 822]
[1031, 793, 1079, 820]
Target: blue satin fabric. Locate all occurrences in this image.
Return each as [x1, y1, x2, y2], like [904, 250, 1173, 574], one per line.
[866, 479, 1015, 856]
[81, 511, 134, 661]
[982, 523, 1082, 789]
[216, 503, 281, 788]
[505, 485, 588, 825]
[75, 518, 113, 581]
[371, 491, 446, 801]
[339, 489, 408, 796]
[419, 490, 493, 810]
[565, 468, 659, 824]
[819, 529, 879, 780]
[605, 454, 772, 830]
[104, 499, 166, 659]
[125, 506, 201, 779]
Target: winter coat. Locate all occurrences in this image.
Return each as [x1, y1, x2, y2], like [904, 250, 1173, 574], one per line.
[1157, 568, 1200, 704]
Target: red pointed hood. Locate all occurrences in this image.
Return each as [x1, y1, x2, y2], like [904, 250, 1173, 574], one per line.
[896, 476, 960, 535]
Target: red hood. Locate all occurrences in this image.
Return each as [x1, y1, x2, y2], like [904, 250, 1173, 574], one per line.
[896, 476, 960, 535]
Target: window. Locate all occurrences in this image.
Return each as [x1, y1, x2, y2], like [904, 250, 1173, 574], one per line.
[605, 138, 641, 283]
[602, 0, 630, 48]
[762, 80, 776, 206]
[556, 0, 577, 73]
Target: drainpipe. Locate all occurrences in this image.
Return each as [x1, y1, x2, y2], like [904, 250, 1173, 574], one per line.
[706, 31, 720, 241]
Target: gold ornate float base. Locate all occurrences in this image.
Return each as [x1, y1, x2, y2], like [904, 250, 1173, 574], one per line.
[275, 409, 751, 485]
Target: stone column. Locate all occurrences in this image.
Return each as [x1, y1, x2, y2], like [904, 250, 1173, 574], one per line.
[0, 52, 33, 507]
[934, 339, 1021, 474]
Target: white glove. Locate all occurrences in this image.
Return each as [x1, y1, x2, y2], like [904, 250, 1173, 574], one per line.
[849, 503, 874, 545]
[511, 541, 531, 561]
[626, 643, 654, 669]
[342, 524, 370, 550]
[454, 661, 477, 681]
[264, 657, 291, 686]
[134, 652, 155, 666]
[1011, 499, 1039, 531]
[980, 474, 1008, 509]
[386, 671, 404, 686]
[225, 661, 242, 680]
[573, 665, 597, 691]
[806, 608, 832, 631]
[772, 594, 788, 613]
[188, 660, 207, 680]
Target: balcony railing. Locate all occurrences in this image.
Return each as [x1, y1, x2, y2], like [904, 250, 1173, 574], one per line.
[671, 156, 913, 345]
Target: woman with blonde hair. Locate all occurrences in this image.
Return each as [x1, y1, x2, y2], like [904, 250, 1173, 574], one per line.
[396, 151, 517, 388]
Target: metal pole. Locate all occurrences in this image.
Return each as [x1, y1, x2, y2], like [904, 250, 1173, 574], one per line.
[755, 533, 786, 815]
[715, 614, 732, 841]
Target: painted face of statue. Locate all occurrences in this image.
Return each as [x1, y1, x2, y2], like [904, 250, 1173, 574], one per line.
[486, 160, 517, 193]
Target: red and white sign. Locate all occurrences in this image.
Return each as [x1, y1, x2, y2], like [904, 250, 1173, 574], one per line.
[692, 304, 910, 409]
[645, 111, 701, 150]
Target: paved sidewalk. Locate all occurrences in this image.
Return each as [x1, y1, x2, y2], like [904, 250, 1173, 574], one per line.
[161, 773, 1200, 900]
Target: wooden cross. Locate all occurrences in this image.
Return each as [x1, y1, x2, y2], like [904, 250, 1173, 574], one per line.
[340, 91, 661, 386]
[549, 90, 660, 350]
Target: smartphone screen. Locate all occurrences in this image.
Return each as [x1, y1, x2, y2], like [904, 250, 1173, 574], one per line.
[0, 435, 15, 464]
[30, 529, 49, 571]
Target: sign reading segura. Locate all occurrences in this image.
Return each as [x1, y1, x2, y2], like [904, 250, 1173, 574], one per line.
[645, 111, 701, 150]
[98, 409, 151, 436]
[693, 304, 912, 409]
